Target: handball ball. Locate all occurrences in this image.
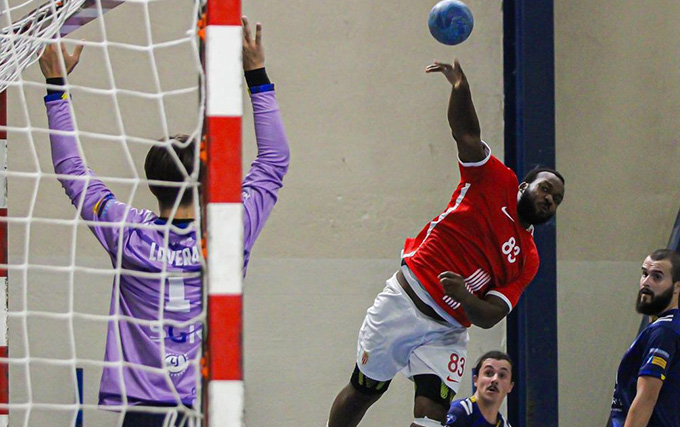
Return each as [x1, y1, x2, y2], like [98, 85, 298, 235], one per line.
[428, 0, 474, 45]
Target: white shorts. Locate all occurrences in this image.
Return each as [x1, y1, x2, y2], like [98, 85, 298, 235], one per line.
[356, 272, 469, 393]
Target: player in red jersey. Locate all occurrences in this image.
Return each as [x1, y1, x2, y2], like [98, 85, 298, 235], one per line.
[327, 60, 565, 427]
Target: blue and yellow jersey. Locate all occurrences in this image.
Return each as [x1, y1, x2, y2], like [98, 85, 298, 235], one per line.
[611, 308, 680, 426]
[446, 396, 510, 427]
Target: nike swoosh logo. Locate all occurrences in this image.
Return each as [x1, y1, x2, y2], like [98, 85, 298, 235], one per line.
[501, 206, 515, 222]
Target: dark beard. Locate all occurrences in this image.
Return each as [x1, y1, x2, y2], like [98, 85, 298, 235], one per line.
[636, 285, 674, 316]
[517, 190, 552, 226]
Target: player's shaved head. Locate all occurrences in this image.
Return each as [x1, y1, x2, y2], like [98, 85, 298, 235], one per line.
[522, 166, 564, 186]
[144, 134, 201, 209]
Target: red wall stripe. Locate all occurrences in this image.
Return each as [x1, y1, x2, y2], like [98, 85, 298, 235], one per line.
[0, 91, 6, 140]
[206, 116, 241, 204]
[0, 208, 6, 277]
[0, 346, 7, 414]
[208, 295, 242, 380]
[0, 89, 7, 417]
[207, 0, 241, 26]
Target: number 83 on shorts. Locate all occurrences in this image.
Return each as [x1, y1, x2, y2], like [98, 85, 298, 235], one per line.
[447, 352, 466, 382]
[403, 338, 468, 393]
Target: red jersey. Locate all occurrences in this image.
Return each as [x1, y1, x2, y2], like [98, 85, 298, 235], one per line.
[402, 150, 539, 327]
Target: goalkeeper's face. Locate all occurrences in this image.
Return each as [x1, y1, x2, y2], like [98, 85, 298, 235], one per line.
[473, 358, 514, 406]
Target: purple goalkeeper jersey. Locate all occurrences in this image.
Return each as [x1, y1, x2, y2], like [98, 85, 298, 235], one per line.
[45, 88, 289, 408]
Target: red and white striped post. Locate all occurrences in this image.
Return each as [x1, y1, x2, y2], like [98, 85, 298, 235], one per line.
[203, 0, 243, 426]
[0, 89, 9, 427]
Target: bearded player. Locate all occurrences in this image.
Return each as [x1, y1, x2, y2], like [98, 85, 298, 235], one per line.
[610, 249, 680, 426]
[327, 60, 565, 427]
[40, 16, 289, 426]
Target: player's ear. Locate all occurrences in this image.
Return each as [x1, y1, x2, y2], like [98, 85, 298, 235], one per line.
[507, 381, 514, 394]
[518, 182, 528, 192]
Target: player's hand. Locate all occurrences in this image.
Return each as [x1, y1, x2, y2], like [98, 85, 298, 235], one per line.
[438, 271, 469, 300]
[425, 59, 467, 89]
[39, 42, 83, 78]
[242, 16, 264, 71]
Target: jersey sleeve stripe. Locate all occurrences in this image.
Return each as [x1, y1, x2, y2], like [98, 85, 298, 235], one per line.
[451, 183, 471, 210]
[462, 398, 473, 415]
[466, 269, 491, 290]
[458, 141, 491, 167]
[650, 356, 668, 369]
[648, 348, 670, 358]
[486, 290, 513, 312]
[465, 268, 486, 283]
[402, 183, 471, 259]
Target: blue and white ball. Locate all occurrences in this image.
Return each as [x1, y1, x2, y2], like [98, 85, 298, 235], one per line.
[428, 0, 474, 46]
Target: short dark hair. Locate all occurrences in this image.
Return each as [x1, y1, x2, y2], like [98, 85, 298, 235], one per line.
[649, 249, 680, 283]
[144, 134, 200, 208]
[522, 167, 565, 185]
[474, 350, 513, 381]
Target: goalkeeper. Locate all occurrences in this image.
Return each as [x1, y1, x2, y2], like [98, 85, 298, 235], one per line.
[38, 16, 289, 426]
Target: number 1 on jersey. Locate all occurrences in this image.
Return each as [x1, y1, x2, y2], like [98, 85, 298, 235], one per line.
[166, 277, 191, 312]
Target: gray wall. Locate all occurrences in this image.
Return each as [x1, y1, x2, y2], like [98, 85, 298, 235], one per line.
[240, 0, 504, 425]
[555, 1, 680, 426]
[4, 0, 680, 426]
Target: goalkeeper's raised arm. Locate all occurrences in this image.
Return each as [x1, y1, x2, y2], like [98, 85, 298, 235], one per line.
[39, 43, 107, 222]
[39, 43, 156, 253]
[240, 16, 290, 275]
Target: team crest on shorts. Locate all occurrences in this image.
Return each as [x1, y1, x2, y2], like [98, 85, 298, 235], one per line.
[361, 351, 369, 365]
[165, 353, 189, 376]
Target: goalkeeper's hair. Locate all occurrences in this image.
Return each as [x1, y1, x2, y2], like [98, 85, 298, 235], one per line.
[144, 134, 201, 208]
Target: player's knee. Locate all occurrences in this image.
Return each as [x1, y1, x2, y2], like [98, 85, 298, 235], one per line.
[413, 374, 454, 416]
[349, 364, 391, 398]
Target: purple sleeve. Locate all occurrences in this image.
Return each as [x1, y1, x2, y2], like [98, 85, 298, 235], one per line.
[46, 98, 150, 252]
[242, 90, 290, 274]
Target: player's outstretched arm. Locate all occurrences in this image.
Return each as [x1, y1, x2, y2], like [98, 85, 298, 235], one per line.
[624, 376, 662, 427]
[426, 60, 485, 163]
[241, 16, 290, 274]
[39, 43, 83, 79]
[242, 15, 264, 72]
[439, 271, 509, 329]
[40, 43, 117, 224]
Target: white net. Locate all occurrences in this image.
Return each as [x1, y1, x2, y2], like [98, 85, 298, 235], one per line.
[0, 0, 88, 93]
[1, 0, 209, 425]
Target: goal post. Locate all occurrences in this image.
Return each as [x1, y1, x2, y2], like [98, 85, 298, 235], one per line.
[202, 0, 244, 426]
[0, 88, 8, 427]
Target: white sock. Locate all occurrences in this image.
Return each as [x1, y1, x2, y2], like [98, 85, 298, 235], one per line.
[412, 416, 444, 427]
